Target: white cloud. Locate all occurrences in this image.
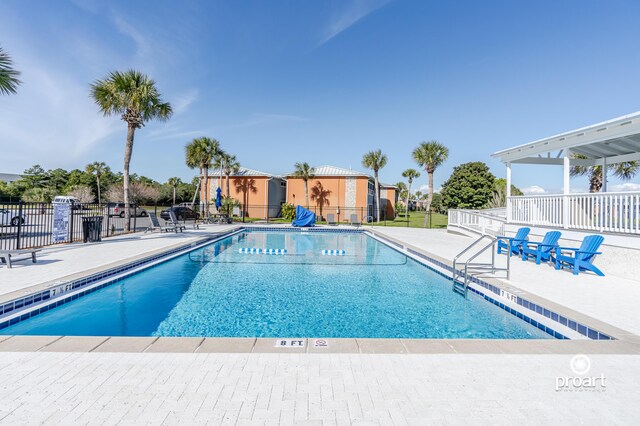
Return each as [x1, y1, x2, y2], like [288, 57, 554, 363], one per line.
[173, 89, 199, 115]
[521, 185, 547, 194]
[318, 0, 391, 46]
[0, 56, 120, 170]
[609, 182, 640, 192]
[417, 184, 441, 193]
[146, 123, 207, 142]
[111, 14, 154, 59]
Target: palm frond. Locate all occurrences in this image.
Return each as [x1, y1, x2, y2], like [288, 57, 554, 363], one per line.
[0, 46, 22, 95]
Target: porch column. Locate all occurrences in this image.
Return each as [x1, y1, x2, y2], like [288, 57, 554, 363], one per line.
[506, 161, 512, 222]
[563, 149, 571, 229]
[602, 157, 608, 192]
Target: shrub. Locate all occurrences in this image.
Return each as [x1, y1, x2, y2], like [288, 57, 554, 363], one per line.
[281, 203, 296, 220]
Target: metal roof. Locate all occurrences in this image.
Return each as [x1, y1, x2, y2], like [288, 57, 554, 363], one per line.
[286, 165, 370, 177]
[210, 167, 282, 178]
[380, 182, 398, 189]
[0, 173, 22, 182]
[492, 111, 640, 165]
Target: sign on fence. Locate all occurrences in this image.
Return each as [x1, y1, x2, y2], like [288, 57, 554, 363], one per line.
[52, 203, 70, 243]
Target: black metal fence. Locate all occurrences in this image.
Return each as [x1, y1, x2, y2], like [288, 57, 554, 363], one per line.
[0, 201, 174, 251]
[225, 204, 445, 228]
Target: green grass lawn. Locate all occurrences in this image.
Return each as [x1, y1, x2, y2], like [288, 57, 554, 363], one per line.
[233, 210, 448, 228]
[365, 211, 448, 228]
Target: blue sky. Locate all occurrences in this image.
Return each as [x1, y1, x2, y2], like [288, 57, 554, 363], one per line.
[2, 0, 640, 194]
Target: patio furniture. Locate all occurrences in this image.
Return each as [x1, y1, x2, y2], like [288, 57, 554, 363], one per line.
[167, 211, 187, 232]
[497, 227, 530, 257]
[0, 249, 41, 268]
[326, 214, 337, 225]
[552, 235, 605, 276]
[521, 231, 562, 264]
[145, 213, 180, 233]
[349, 214, 362, 228]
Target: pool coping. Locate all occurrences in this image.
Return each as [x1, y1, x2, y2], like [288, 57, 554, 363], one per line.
[0, 335, 639, 354]
[0, 225, 638, 354]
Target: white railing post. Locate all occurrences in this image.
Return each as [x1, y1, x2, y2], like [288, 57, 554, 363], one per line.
[563, 150, 571, 229]
[506, 162, 512, 223]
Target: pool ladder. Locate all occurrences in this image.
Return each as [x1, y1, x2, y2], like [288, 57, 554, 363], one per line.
[452, 235, 511, 298]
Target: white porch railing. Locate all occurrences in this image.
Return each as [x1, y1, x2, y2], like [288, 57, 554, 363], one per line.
[508, 191, 640, 234]
[448, 209, 506, 236]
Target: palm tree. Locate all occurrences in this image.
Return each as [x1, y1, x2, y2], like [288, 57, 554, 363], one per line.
[185, 145, 203, 208]
[402, 168, 421, 219]
[91, 70, 172, 231]
[0, 46, 21, 95]
[221, 153, 240, 197]
[167, 177, 182, 206]
[185, 137, 220, 215]
[361, 149, 388, 222]
[571, 153, 640, 193]
[212, 153, 226, 201]
[310, 181, 332, 220]
[413, 141, 449, 227]
[85, 161, 109, 205]
[292, 162, 315, 208]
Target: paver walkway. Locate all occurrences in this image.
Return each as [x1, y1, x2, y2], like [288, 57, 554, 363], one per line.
[0, 352, 638, 424]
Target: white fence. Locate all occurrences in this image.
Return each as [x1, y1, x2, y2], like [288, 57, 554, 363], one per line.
[448, 209, 506, 236]
[508, 192, 640, 234]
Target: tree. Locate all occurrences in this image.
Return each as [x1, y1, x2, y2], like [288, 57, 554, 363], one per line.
[402, 168, 421, 219]
[413, 141, 449, 227]
[46, 168, 71, 194]
[221, 153, 240, 197]
[361, 149, 388, 222]
[292, 162, 315, 209]
[570, 153, 640, 193]
[167, 177, 182, 206]
[0, 46, 21, 95]
[91, 70, 172, 231]
[67, 185, 96, 204]
[310, 181, 332, 220]
[22, 187, 55, 203]
[487, 178, 524, 209]
[494, 178, 523, 196]
[86, 161, 109, 204]
[395, 182, 408, 211]
[185, 137, 220, 215]
[440, 162, 496, 210]
[21, 165, 48, 189]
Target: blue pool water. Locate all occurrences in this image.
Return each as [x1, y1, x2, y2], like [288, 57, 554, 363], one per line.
[1, 230, 550, 339]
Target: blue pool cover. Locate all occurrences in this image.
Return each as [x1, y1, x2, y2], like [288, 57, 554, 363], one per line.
[292, 205, 315, 227]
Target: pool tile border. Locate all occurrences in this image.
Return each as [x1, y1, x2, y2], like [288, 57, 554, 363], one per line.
[0, 229, 244, 330]
[368, 230, 615, 341]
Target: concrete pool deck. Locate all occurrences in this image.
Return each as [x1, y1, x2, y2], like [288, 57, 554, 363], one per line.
[1, 224, 640, 423]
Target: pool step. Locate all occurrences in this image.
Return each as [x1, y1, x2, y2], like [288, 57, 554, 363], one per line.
[452, 280, 467, 296]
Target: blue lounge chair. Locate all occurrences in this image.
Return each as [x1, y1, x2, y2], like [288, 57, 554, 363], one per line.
[521, 231, 561, 264]
[497, 227, 530, 257]
[552, 235, 605, 276]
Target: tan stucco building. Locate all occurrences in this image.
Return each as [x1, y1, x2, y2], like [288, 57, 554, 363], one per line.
[286, 165, 396, 222]
[204, 167, 286, 219]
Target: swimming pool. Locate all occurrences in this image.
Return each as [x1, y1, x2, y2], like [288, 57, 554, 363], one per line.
[0, 229, 551, 339]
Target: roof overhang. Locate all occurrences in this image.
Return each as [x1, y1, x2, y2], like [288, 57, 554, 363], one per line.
[492, 111, 640, 166]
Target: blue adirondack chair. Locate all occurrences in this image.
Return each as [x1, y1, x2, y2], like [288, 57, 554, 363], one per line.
[497, 227, 530, 257]
[552, 235, 605, 276]
[521, 231, 562, 264]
